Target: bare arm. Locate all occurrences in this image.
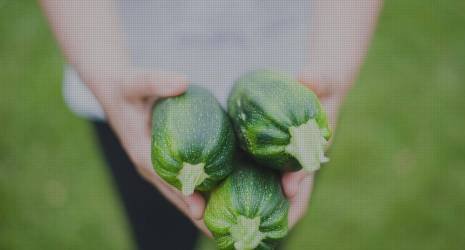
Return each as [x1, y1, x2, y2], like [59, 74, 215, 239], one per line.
[39, 0, 209, 235]
[40, 0, 382, 232]
[39, 0, 128, 84]
[284, 0, 383, 228]
[303, 0, 383, 95]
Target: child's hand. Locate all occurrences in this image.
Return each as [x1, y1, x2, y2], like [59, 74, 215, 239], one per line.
[88, 68, 212, 236]
[282, 71, 350, 229]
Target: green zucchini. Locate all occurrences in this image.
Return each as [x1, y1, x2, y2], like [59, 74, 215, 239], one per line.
[228, 70, 331, 172]
[151, 86, 235, 195]
[204, 159, 289, 250]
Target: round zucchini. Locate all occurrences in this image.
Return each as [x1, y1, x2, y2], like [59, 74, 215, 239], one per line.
[151, 86, 235, 195]
[204, 159, 289, 250]
[227, 70, 331, 172]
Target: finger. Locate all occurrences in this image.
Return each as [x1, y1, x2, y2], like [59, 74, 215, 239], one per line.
[147, 71, 189, 97]
[150, 181, 212, 237]
[297, 72, 331, 98]
[288, 174, 314, 229]
[282, 170, 311, 198]
[185, 192, 206, 220]
[149, 179, 212, 237]
[125, 71, 188, 99]
[185, 194, 213, 237]
[106, 103, 156, 181]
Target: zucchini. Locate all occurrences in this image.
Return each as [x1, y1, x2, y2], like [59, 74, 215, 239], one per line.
[151, 86, 235, 195]
[204, 159, 289, 250]
[228, 70, 331, 172]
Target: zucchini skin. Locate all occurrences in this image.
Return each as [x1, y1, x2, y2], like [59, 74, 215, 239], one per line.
[204, 158, 289, 250]
[151, 86, 235, 194]
[227, 70, 331, 171]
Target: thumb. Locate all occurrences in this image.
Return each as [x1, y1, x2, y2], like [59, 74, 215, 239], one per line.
[297, 72, 331, 98]
[282, 170, 311, 198]
[126, 71, 189, 99]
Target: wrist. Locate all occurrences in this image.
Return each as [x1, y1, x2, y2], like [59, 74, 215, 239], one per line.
[299, 76, 352, 99]
[84, 62, 133, 85]
[80, 63, 136, 104]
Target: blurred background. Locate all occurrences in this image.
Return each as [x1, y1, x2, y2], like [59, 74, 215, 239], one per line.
[1, 0, 464, 249]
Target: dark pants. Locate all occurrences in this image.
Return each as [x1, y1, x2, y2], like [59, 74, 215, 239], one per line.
[93, 121, 198, 250]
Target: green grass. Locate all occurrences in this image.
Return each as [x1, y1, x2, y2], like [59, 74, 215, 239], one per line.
[1, 0, 464, 250]
[0, 1, 134, 249]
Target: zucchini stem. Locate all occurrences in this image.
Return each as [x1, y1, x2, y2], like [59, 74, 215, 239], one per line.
[177, 162, 208, 196]
[285, 119, 329, 172]
[230, 216, 265, 250]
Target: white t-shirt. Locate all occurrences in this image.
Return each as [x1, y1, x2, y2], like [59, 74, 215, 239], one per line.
[64, 0, 312, 120]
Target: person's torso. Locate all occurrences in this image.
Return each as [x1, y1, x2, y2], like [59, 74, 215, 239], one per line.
[64, 0, 312, 119]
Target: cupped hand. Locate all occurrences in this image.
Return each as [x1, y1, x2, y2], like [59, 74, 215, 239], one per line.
[87, 68, 211, 236]
[282, 71, 350, 228]
[88, 67, 349, 235]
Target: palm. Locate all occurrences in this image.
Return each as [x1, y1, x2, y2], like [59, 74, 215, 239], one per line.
[282, 78, 345, 228]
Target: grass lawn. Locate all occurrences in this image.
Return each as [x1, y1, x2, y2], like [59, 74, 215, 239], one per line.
[1, 0, 464, 249]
